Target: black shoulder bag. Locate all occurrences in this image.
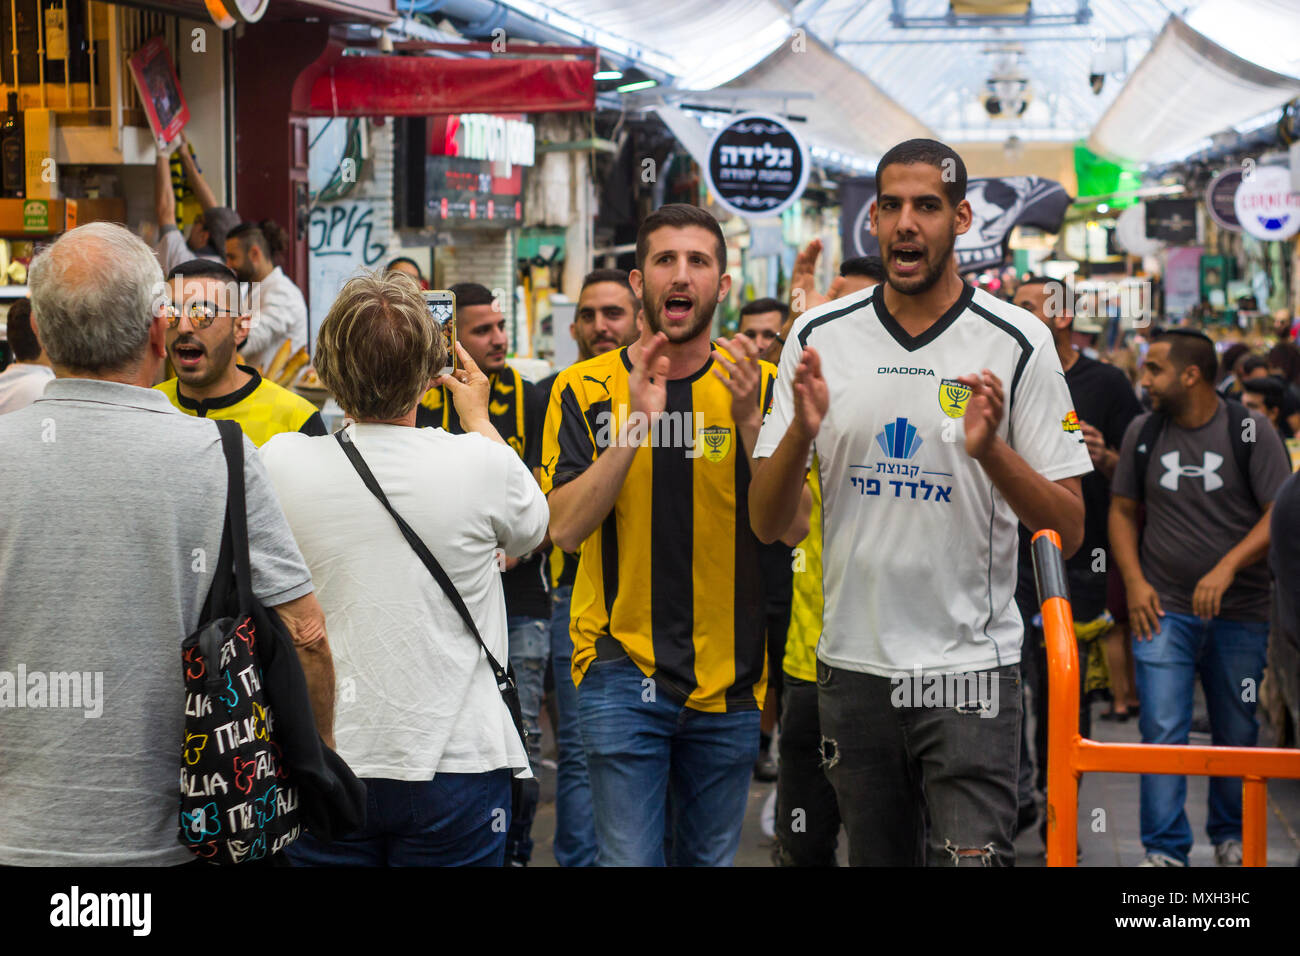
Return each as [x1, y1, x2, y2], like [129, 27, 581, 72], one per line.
[333, 430, 529, 752]
[179, 420, 367, 863]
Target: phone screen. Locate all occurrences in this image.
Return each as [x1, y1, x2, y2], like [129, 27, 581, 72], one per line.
[424, 290, 457, 377]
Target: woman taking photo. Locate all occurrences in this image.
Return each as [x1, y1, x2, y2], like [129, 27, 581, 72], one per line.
[261, 271, 548, 866]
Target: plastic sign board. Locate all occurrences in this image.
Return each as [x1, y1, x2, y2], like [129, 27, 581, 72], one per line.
[1205, 168, 1243, 232]
[704, 113, 808, 219]
[430, 115, 535, 176]
[1233, 164, 1300, 241]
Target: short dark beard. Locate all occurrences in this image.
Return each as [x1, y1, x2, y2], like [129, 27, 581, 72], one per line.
[643, 288, 715, 343]
[886, 226, 956, 297]
[1148, 387, 1185, 416]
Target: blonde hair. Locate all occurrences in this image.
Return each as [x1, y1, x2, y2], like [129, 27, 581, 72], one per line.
[314, 271, 446, 420]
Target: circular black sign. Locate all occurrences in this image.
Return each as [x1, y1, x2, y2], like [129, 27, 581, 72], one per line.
[1206, 168, 1243, 232]
[705, 113, 808, 218]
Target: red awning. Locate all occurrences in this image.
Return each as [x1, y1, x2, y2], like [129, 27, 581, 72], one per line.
[291, 42, 596, 116]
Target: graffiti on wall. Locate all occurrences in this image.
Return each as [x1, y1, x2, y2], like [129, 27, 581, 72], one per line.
[307, 199, 391, 350]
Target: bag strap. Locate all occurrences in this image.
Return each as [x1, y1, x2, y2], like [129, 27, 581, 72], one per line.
[1132, 410, 1167, 504]
[214, 419, 255, 610]
[332, 429, 517, 698]
[1223, 399, 1260, 512]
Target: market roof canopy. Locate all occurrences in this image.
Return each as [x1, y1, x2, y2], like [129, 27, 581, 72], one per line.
[718, 33, 933, 163]
[801, 0, 1180, 143]
[291, 43, 596, 116]
[1087, 15, 1300, 163]
[502, 0, 792, 85]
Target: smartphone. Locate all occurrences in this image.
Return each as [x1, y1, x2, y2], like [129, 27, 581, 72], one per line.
[423, 289, 458, 377]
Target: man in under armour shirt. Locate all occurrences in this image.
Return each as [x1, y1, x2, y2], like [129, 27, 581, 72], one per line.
[750, 138, 1090, 866]
[1110, 329, 1290, 867]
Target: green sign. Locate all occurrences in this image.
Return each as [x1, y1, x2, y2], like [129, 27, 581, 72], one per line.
[22, 200, 49, 232]
[1073, 143, 1141, 208]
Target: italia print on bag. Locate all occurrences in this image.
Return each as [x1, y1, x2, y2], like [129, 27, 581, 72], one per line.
[179, 613, 302, 863]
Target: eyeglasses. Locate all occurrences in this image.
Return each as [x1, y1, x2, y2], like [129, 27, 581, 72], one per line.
[164, 301, 240, 329]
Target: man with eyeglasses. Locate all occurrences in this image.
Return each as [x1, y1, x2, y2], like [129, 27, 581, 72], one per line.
[738, 298, 789, 363]
[156, 259, 325, 445]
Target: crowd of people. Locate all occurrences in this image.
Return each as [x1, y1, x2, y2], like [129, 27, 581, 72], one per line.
[1, 136, 1298, 868]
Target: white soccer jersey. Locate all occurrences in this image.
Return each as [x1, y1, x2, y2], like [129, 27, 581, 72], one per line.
[754, 283, 1092, 676]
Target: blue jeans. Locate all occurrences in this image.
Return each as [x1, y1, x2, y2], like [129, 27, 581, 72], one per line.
[1133, 611, 1269, 863]
[285, 771, 511, 866]
[549, 585, 598, 866]
[505, 615, 548, 865]
[577, 656, 760, 866]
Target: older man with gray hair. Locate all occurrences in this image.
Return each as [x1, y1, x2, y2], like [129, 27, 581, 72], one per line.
[0, 221, 335, 866]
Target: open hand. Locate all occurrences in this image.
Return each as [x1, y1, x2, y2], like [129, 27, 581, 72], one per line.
[711, 335, 762, 431]
[792, 346, 829, 441]
[955, 369, 1004, 461]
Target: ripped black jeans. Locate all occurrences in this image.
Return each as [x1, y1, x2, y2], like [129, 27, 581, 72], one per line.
[816, 660, 1021, 866]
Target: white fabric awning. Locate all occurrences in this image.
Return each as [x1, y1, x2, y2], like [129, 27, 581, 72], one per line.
[1088, 14, 1300, 163]
[715, 33, 933, 165]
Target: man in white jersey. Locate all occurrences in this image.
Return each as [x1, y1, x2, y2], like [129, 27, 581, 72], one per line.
[749, 139, 1090, 866]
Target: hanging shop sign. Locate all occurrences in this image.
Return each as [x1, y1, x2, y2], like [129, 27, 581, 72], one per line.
[1144, 199, 1197, 243]
[425, 156, 523, 227]
[430, 115, 536, 176]
[1114, 203, 1162, 256]
[1233, 164, 1300, 241]
[704, 113, 808, 219]
[1205, 169, 1243, 232]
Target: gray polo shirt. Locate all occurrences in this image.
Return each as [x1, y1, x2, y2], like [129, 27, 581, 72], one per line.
[0, 379, 313, 865]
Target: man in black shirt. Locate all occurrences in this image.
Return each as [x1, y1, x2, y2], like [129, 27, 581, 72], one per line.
[1011, 276, 1143, 836]
[535, 269, 640, 865]
[417, 282, 548, 865]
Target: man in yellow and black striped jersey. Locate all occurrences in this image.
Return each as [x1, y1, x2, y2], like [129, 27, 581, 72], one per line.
[155, 259, 324, 446]
[416, 281, 549, 867]
[542, 204, 777, 866]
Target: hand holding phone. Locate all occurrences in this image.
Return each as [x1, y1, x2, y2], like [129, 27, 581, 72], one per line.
[423, 289, 458, 377]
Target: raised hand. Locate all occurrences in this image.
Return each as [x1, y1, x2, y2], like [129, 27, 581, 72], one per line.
[955, 369, 1004, 461]
[790, 239, 830, 320]
[792, 346, 829, 441]
[629, 331, 670, 421]
[436, 342, 491, 427]
[711, 335, 763, 431]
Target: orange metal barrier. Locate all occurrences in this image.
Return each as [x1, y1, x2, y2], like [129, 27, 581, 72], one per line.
[1030, 528, 1300, 866]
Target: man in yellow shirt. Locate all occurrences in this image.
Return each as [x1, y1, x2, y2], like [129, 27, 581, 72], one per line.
[542, 204, 776, 866]
[155, 259, 324, 445]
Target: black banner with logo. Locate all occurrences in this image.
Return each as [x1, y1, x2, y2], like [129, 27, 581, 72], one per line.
[839, 175, 1070, 273]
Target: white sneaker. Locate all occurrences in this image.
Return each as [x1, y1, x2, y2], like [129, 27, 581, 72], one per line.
[1138, 851, 1186, 867]
[760, 788, 777, 839]
[1214, 840, 1243, 866]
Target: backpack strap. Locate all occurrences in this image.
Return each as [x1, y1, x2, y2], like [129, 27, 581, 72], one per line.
[1223, 399, 1259, 512]
[1132, 411, 1168, 503]
[214, 419, 256, 610]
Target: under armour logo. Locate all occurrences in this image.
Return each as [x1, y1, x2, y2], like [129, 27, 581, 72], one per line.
[1159, 450, 1223, 491]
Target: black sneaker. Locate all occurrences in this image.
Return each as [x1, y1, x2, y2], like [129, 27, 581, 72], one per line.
[753, 752, 778, 782]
